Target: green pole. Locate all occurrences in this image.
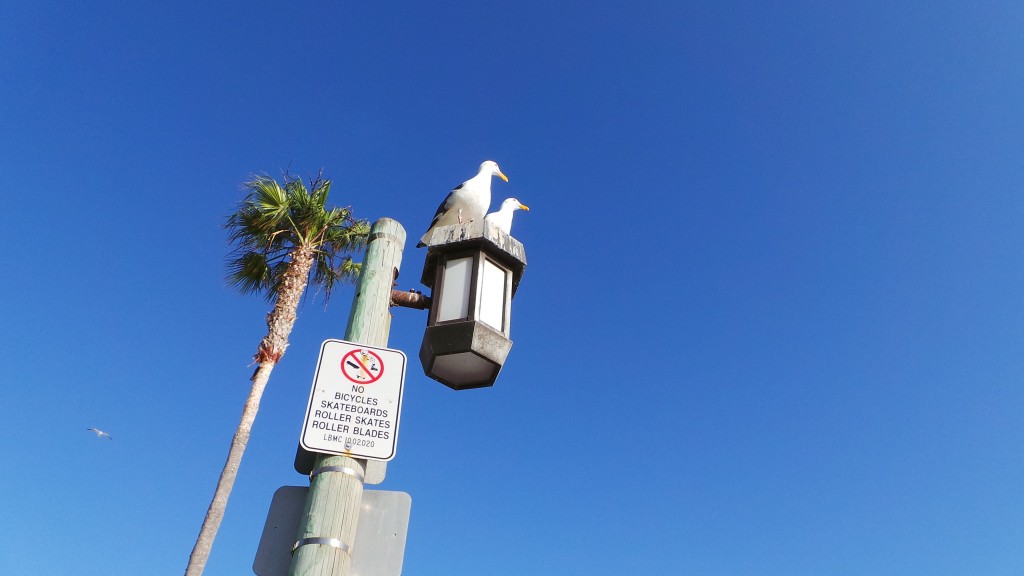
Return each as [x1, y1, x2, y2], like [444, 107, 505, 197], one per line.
[289, 218, 406, 576]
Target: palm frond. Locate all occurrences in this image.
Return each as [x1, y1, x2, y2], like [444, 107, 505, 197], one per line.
[226, 251, 274, 295]
[250, 176, 289, 219]
[310, 253, 365, 304]
[309, 177, 330, 209]
[328, 214, 370, 251]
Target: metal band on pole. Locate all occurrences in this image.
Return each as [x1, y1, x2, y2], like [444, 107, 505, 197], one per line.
[310, 464, 365, 484]
[291, 537, 352, 555]
[367, 230, 401, 243]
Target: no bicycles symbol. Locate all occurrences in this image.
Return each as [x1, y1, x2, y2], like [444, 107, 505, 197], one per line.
[340, 348, 384, 384]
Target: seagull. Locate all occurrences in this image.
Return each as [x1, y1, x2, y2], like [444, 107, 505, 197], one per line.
[418, 160, 508, 247]
[87, 427, 112, 440]
[484, 198, 530, 235]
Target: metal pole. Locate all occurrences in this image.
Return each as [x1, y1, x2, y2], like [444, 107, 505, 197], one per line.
[289, 218, 406, 576]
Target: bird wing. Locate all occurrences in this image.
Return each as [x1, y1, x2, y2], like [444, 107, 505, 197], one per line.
[427, 186, 464, 228]
[418, 186, 468, 247]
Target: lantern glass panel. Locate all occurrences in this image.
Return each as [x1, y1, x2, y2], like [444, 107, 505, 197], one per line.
[478, 258, 507, 331]
[436, 256, 473, 322]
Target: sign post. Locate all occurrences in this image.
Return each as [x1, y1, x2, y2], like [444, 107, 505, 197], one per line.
[300, 340, 406, 461]
[289, 218, 406, 576]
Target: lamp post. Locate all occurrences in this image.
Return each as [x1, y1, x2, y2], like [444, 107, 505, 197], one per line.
[288, 218, 405, 576]
[418, 220, 527, 390]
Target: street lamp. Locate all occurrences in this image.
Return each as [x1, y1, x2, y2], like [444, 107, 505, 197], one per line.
[419, 221, 527, 390]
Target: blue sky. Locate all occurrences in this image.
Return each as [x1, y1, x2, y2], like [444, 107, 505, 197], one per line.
[2, 1, 1023, 575]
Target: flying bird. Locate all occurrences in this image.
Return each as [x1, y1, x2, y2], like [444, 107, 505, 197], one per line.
[484, 198, 530, 235]
[418, 160, 508, 247]
[87, 427, 112, 440]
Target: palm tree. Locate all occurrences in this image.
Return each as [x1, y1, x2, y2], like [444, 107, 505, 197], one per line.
[185, 172, 369, 576]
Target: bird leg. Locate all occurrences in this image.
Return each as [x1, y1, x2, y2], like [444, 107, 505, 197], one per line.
[458, 208, 463, 224]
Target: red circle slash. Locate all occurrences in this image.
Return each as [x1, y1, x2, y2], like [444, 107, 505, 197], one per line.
[340, 349, 385, 384]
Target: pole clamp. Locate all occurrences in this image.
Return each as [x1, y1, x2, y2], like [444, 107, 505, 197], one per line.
[292, 537, 351, 555]
[309, 464, 365, 484]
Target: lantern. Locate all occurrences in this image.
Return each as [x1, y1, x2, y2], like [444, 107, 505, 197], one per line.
[419, 221, 527, 390]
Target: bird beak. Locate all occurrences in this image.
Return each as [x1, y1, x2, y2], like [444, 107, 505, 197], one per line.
[497, 170, 509, 182]
[519, 203, 530, 211]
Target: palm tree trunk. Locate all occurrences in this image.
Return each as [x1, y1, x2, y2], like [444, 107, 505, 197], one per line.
[185, 247, 315, 576]
[185, 359, 276, 575]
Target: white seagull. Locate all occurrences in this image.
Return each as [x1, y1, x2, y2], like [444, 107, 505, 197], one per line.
[418, 160, 508, 247]
[484, 198, 530, 235]
[86, 427, 112, 440]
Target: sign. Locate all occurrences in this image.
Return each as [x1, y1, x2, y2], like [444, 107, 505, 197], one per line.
[299, 339, 406, 461]
[253, 486, 411, 576]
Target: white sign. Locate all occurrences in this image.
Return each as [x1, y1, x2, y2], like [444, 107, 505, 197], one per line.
[299, 339, 406, 461]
